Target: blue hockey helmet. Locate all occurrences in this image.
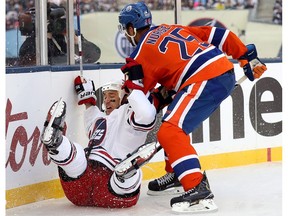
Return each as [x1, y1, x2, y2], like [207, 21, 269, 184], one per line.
[118, 1, 152, 32]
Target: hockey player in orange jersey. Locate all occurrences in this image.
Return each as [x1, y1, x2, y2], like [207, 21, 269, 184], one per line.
[118, 1, 267, 213]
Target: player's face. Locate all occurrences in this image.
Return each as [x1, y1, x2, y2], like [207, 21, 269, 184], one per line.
[103, 90, 121, 115]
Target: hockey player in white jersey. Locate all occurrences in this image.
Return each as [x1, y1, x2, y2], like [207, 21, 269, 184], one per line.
[41, 75, 157, 208]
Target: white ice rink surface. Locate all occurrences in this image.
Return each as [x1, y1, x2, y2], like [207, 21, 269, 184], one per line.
[6, 162, 282, 216]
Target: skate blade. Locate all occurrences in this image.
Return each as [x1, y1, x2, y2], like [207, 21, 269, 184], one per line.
[147, 187, 184, 196]
[115, 142, 158, 176]
[171, 199, 218, 213]
[42, 98, 64, 143]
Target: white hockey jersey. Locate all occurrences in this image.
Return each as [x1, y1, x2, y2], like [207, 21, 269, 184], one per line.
[84, 90, 156, 160]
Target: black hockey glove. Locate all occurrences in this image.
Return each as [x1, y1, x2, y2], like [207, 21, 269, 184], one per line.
[121, 58, 144, 93]
[151, 85, 174, 113]
[121, 57, 144, 80]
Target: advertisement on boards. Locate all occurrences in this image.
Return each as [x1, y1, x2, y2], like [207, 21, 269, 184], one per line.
[6, 63, 282, 191]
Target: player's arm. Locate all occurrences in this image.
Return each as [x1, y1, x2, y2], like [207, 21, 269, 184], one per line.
[74, 76, 103, 136]
[120, 58, 157, 128]
[188, 26, 267, 81]
[187, 25, 247, 59]
[127, 90, 157, 131]
[217, 30, 267, 81]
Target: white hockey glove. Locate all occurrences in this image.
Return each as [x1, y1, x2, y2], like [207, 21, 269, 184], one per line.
[238, 44, 267, 81]
[74, 76, 97, 105]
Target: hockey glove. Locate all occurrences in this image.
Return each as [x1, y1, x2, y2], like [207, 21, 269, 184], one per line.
[151, 86, 174, 113]
[238, 44, 267, 81]
[122, 79, 144, 94]
[121, 58, 144, 80]
[74, 76, 97, 105]
[121, 58, 144, 93]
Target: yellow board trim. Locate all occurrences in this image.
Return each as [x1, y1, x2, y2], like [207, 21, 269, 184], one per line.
[6, 147, 282, 209]
[142, 146, 282, 180]
[6, 179, 64, 209]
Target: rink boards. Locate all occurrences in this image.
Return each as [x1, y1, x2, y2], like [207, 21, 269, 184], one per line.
[5, 61, 282, 208]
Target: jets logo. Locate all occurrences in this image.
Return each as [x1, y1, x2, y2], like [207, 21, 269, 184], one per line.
[90, 118, 107, 145]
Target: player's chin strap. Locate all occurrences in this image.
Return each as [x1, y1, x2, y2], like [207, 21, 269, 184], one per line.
[125, 29, 137, 47]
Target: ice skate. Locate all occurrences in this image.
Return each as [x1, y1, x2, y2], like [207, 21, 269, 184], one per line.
[147, 172, 184, 196]
[115, 142, 161, 179]
[170, 171, 218, 213]
[41, 98, 66, 154]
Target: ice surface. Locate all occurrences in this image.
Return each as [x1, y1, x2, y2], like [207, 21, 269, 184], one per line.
[6, 162, 282, 216]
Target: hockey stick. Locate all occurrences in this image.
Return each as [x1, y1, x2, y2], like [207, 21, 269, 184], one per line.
[235, 74, 248, 87]
[76, 0, 83, 78]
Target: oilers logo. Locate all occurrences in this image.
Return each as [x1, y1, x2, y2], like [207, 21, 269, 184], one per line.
[115, 31, 135, 58]
[115, 23, 154, 59]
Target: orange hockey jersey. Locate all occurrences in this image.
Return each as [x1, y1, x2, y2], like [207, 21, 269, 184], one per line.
[130, 24, 248, 93]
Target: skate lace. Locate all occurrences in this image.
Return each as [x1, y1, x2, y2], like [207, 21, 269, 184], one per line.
[182, 178, 209, 196]
[182, 187, 196, 196]
[157, 172, 175, 186]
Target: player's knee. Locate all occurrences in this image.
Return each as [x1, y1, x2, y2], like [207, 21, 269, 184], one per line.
[158, 122, 177, 143]
[157, 122, 189, 148]
[109, 170, 142, 196]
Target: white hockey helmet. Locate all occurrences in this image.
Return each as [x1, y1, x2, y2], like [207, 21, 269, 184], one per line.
[101, 80, 127, 110]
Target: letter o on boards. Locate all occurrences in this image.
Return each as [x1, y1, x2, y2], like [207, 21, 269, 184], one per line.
[115, 24, 155, 58]
[115, 31, 135, 58]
